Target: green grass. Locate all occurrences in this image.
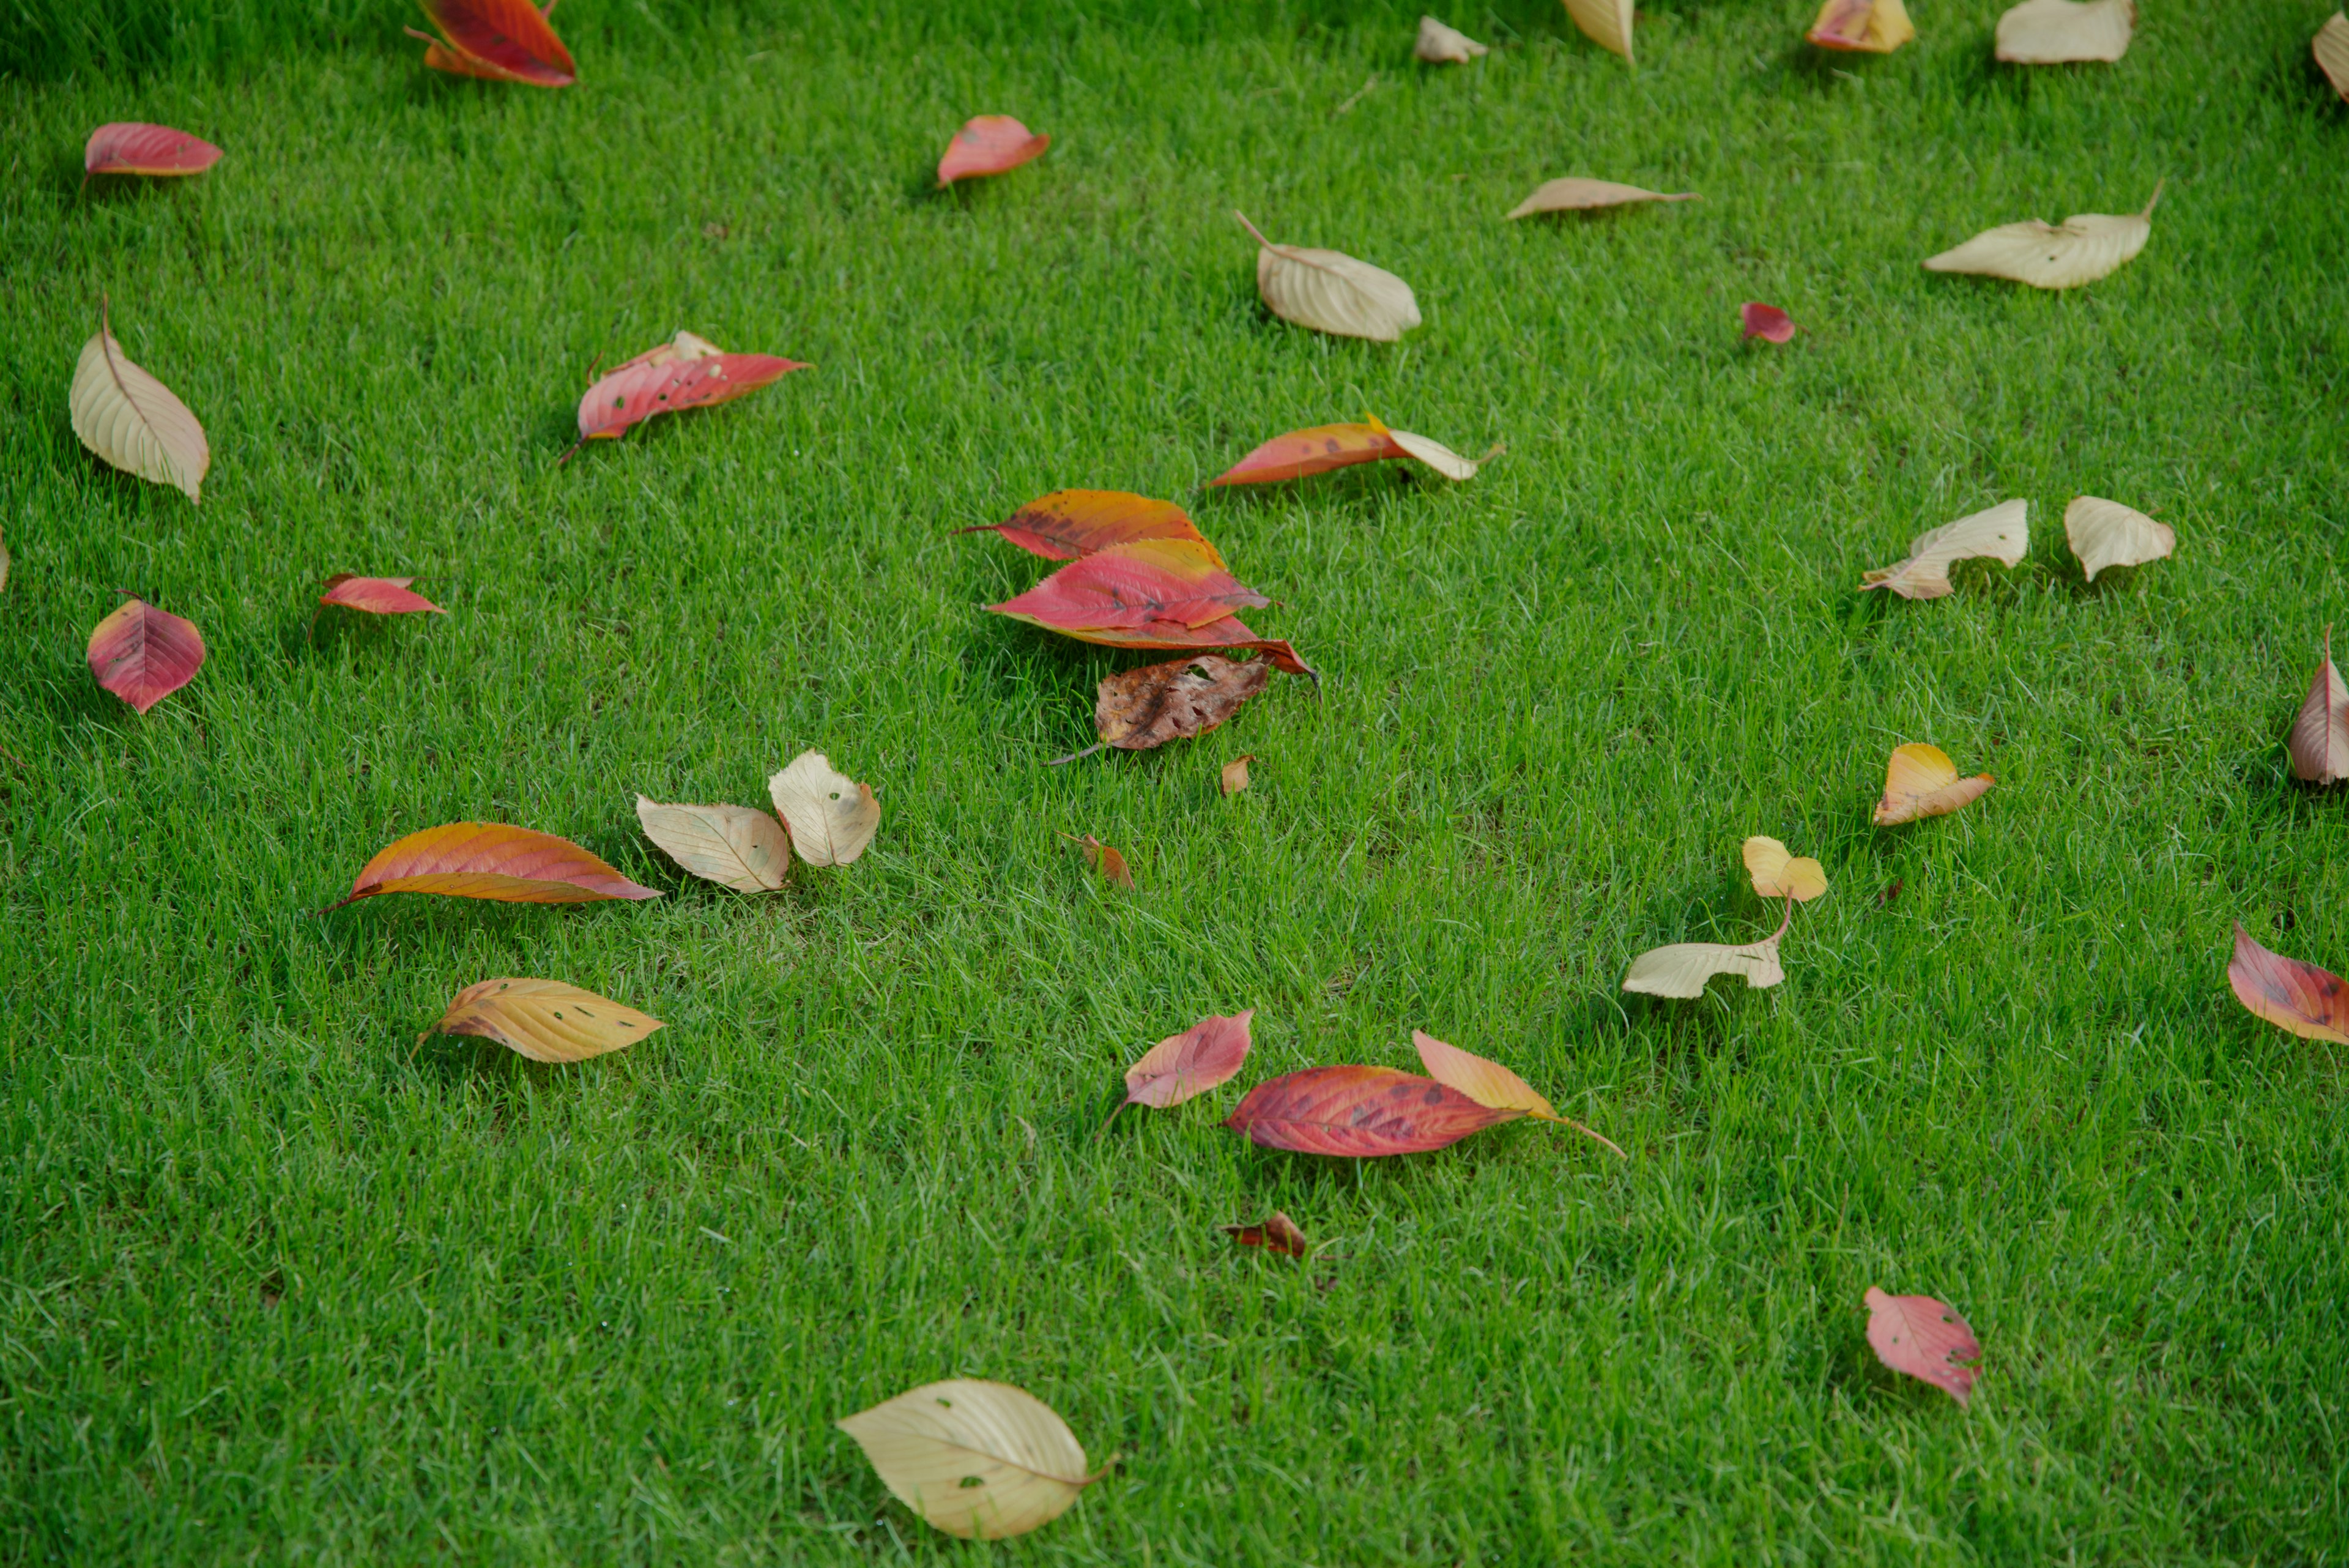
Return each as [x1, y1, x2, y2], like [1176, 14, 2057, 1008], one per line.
[6, 1, 2348, 1561]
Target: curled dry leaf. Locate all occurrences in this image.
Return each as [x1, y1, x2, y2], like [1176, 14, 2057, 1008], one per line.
[1743, 836, 1827, 903]
[70, 307, 209, 503]
[573, 330, 808, 451]
[335, 822, 662, 908]
[958, 490, 1215, 563]
[1415, 15, 1488, 62]
[1414, 1030, 1627, 1158]
[84, 123, 221, 177]
[1507, 178, 1696, 220]
[426, 977, 662, 1063]
[1073, 834, 1134, 889]
[768, 750, 880, 866]
[1097, 653, 1272, 752]
[1923, 185, 2159, 290]
[408, 0, 576, 85]
[1123, 1011, 1253, 1109]
[1235, 211, 1420, 343]
[1223, 1211, 1310, 1257]
[1863, 1287, 1982, 1406]
[1808, 0, 1915, 53]
[2227, 923, 2349, 1045]
[1562, 0, 1635, 62]
[1741, 302, 1797, 343]
[1225, 1065, 1520, 1156]
[1860, 499, 2030, 600]
[2290, 629, 2349, 785]
[837, 1380, 1109, 1540]
[2063, 497, 2172, 581]
[1622, 911, 1789, 1000]
[320, 574, 445, 615]
[634, 795, 791, 892]
[1995, 0, 2133, 64]
[2320, 14, 2349, 102]
[1220, 754, 1255, 796]
[1873, 743, 1994, 825]
[938, 116, 1050, 186]
[88, 596, 204, 714]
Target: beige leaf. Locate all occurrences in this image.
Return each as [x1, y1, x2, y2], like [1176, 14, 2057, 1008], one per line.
[1220, 754, 1255, 796]
[1563, 0, 1634, 61]
[1506, 177, 1698, 219]
[1743, 836, 1827, 903]
[2063, 496, 2173, 581]
[1387, 428, 1499, 480]
[2290, 628, 2349, 786]
[1622, 933, 1786, 999]
[425, 977, 664, 1063]
[1923, 185, 2159, 289]
[1995, 0, 2133, 64]
[837, 1380, 1109, 1540]
[1416, 15, 1488, 61]
[1235, 211, 1420, 343]
[69, 309, 209, 503]
[2316, 13, 2349, 101]
[768, 750, 881, 867]
[1860, 499, 2030, 600]
[1873, 742, 1995, 825]
[634, 795, 790, 892]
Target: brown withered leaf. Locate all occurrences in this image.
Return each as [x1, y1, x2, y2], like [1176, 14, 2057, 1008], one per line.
[1223, 1211, 1310, 1258]
[1070, 833, 1134, 888]
[1096, 653, 1272, 752]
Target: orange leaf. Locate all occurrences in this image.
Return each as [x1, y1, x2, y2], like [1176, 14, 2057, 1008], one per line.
[1208, 421, 1404, 486]
[1225, 1066, 1520, 1156]
[87, 596, 204, 714]
[2227, 923, 2349, 1046]
[1222, 1211, 1309, 1258]
[989, 539, 1270, 633]
[957, 490, 1219, 563]
[574, 336, 808, 447]
[334, 822, 662, 908]
[320, 574, 445, 615]
[1124, 1011, 1253, 1108]
[1863, 1287, 1981, 1406]
[1073, 834, 1134, 889]
[84, 122, 221, 177]
[938, 116, 1050, 185]
[413, 0, 576, 85]
[1872, 743, 1994, 825]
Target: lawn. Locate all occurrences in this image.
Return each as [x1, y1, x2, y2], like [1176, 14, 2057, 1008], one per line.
[4, 1, 2347, 1561]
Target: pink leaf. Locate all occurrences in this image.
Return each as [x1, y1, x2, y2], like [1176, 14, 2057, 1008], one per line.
[84, 123, 223, 177]
[938, 116, 1050, 186]
[320, 574, 445, 615]
[1123, 1011, 1253, 1108]
[87, 596, 205, 714]
[1864, 1286, 1981, 1406]
[1741, 302, 1797, 343]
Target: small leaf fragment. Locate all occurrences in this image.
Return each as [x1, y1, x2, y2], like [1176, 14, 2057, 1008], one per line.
[1415, 15, 1488, 61]
[1074, 834, 1134, 889]
[1743, 836, 1827, 902]
[1220, 754, 1255, 796]
[1923, 187, 2160, 290]
[2063, 496, 2172, 581]
[87, 596, 205, 714]
[426, 976, 662, 1063]
[1226, 1065, 1520, 1156]
[1995, 0, 2134, 64]
[1096, 654, 1272, 751]
[84, 122, 222, 177]
[635, 795, 791, 892]
[837, 1380, 1106, 1540]
[1236, 211, 1420, 343]
[320, 574, 445, 615]
[1123, 1011, 1253, 1108]
[768, 750, 880, 866]
[1864, 1287, 1982, 1406]
[1808, 0, 1915, 53]
[1860, 499, 2029, 600]
[1562, 0, 1635, 62]
[1741, 302, 1797, 343]
[1222, 1211, 1310, 1257]
[1507, 178, 1696, 219]
[2288, 628, 2349, 786]
[2228, 923, 2349, 1045]
[938, 116, 1050, 186]
[1873, 743, 1995, 825]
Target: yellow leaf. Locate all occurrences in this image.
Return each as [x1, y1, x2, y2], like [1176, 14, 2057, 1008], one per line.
[1235, 211, 1420, 343]
[768, 750, 881, 866]
[634, 795, 790, 891]
[1622, 934, 1785, 998]
[2063, 496, 2173, 581]
[1562, 0, 1634, 61]
[1923, 185, 2159, 290]
[1860, 499, 2029, 600]
[1743, 836, 1828, 902]
[1412, 1030, 1629, 1157]
[837, 1380, 1110, 1540]
[1995, 0, 2133, 64]
[69, 308, 209, 503]
[426, 978, 663, 1063]
[1873, 743, 1995, 825]
[1507, 178, 1698, 219]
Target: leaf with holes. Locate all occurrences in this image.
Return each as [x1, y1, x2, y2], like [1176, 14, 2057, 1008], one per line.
[1743, 836, 1827, 902]
[426, 977, 662, 1063]
[1507, 177, 1695, 218]
[1996, 0, 2133, 62]
[320, 574, 445, 615]
[1121, 1011, 1253, 1110]
[2228, 923, 2349, 1045]
[407, 0, 576, 85]
[938, 116, 1050, 185]
[1742, 302, 1797, 343]
[768, 751, 880, 867]
[88, 596, 204, 714]
[1860, 499, 2030, 600]
[2064, 497, 2172, 582]
[1235, 212, 1419, 342]
[572, 330, 807, 451]
[70, 305, 209, 503]
[1223, 1211, 1310, 1257]
[1096, 654, 1273, 752]
[1874, 743, 1995, 825]
[1413, 1030, 1625, 1158]
[1416, 16, 1488, 61]
[635, 795, 791, 892]
[2288, 629, 2348, 786]
[1865, 1287, 1982, 1406]
[957, 490, 1217, 563]
[1225, 1065, 1520, 1156]
[334, 822, 662, 908]
[84, 122, 221, 177]
[837, 1380, 1111, 1540]
[1924, 185, 2160, 289]
[1562, 0, 1635, 61]
[1808, 0, 1915, 52]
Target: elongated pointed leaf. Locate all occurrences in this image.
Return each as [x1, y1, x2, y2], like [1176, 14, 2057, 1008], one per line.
[1924, 187, 2159, 290]
[416, 0, 575, 85]
[70, 311, 209, 503]
[1860, 499, 2029, 600]
[1563, 0, 1635, 61]
[635, 796, 791, 891]
[1864, 1287, 1981, 1406]
[2288, 629, 2349, 786]
[938, 116, 1050, 185]
[1236, 212, 1420, 342]
[337, 822, 662, 907]
[958, 491, 1217, 562]
[837, 1380, 1106, 1540]
[1124, 1011, 1253, 1108]
[1209, 421, 1403, 486]
[2228, 923, 2349, 1045]
[428, 977, 662, 1063]
[320, 574, 445, 615]
[1028, 613, 1316, 677]
[1507, 178, 1696, 218]
[1074, 833, 1134, 888]
[1874, 743, 1995, 825]
[990, 540, 1270, 633]
[576, 335, 807, 445]
[84, 122, 222, 177]
[87, 597, 204, 714]
[1225, 1065, 1520, 1156]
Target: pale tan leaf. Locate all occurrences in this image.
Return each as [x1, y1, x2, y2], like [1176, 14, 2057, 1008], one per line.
[768, 749, 881, 866]
[837, 1380, 1107, 1540]
[1415, 15, 1487, 61]
[1236, 211, 1420, 343]
[1220, 754, 1255, 796]
[2063, 496, 2172, 581]
[2290, 628, 2349, 786]
[2315, 13, 2349, 100]
[1386, 428, 1499, 480]
[1743, 836, 1827, 903]
[634, 795, 790, 892]
[426, 977, 664, 1064]
[1506, 178, 1698, 219]
[1995, 0, 2133, 63]
[1873, 742, 1995, 825]
[1923, 185, 2159, 289]
[69, 312, 209, 503]
[1860, 499, 2030, 600]
[1622, 934, 1785, 998]
[1563, 0, 1635, 61]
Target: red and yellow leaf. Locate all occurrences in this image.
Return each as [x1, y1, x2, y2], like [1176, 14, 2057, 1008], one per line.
[87, 596, 204, 714]
[938, 116, 1050, 185]
[1863, 1287, 1981, 1406]
[958, 490, 1218, 563]
[414, 0, 576, 86]
[576, 341, 808, 445]
[321, 574, 445, 615]
[989, 539, 1269, 632]
[84, 123, 222, 177]
[1124, 1011, 1253, 1108]
[335, 822, 663, 908]
[1224, 1065, 1521, 1156]
[1208, 420, 1403, 486]
[2227, 923, 2349, 1045]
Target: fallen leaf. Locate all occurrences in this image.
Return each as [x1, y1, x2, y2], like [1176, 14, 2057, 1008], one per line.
[2290, 628, 2349, 786]
[2063, 496, 2173, 581]
[319, 574, 446, 615]
[1877, 878, 1903, 907]
[1225, 1065, 1521, 1156]
[957, 490, 1217, 562]
[1923, 185, 2160, 290]
[1412, 1030, 1627, 1158]
[1742, 302, 1797, 343]
[84, 122, 222, 177]
[938, 116, 1050, 186]
[407, 0, 576, 85]
[1860, 499, 2030, 600]
[1223, 1211, 1310, 1257]
[1122, 1011, 1253, 1108]
[1863, 1287, 1982, 1406]
[1808, 0, 1915, 53]
[635, 795, 792, 891]
[1234, 211, 1420, 343]
[1209, 420, 1405, 485]
[1872, 743, 1995, 825]
[0, 526, 9, 595]
[1622, 926, 1787, 999]
[1506, 178, 1697, 218]
[1074, 834, 1134, 889]
[1995, 0, 2133, 63]
[1743, 836, 1827, 902]
[993, 539, 1267, 633]
[1387, 428, 1499, 480]
[1096, 654, 1272, 752]
[333, 822, 663, 908]
[1416, 15, 1488, 61]
[571, 330, 808, 452]
[2320, 14, 2349, 101]
[87, 596, 204, 714]
[2228, 923, 2349, 1045]
[837, 1380, 1110, 1540]
[1562, 0, 1635, 61]
[425, 976, 662, 1063]
[768, 750, 880, 866]
[70, 303, 209, 503]
[1220, 754, 1255, 796]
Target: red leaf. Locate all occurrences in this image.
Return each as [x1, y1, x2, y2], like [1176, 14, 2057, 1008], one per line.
[938, 116, 1050, 185]
[87, 597, 204, 714]
[1222, 1211, 1309, 1258]
[1039, 614, 1317, 678]
[957, 490, 1219, 563]
[335, 822, 662, 908]
[576, 348, 808, 444]
[1863, 1287, 1981, 1406]
[989, 540, 1269, 632]
[84, 123, 222, 177]
[414, 0, 576, 86]
[2227, 922, 2349, 1045]
[1208, 420, 1405, 486]
[1224, 1066, 1520, 1156]
[1741, 302, 1797, 343]
[1124, 1011, 1253, 1107]
[320, 574, 445, 615]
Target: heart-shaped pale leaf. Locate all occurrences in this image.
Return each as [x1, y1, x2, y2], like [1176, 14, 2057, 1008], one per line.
[838, 1380, 1107, 1540]
[768, 751, 880, 866]
[938, 116, 1050, 186]
[1416, 15, 1488, 61]
[1226, 1066, 1521, 1156]
[1097, 654, 1274, 752]
[1923, 185, 2159, 289]
[1563, 0, 1635, 61]
[2063, 497, 2172, 581]
[1873, 743, 1994, 825]
[335, 822, 662, 908]
[409, 0, 575, 85]
[1742, 302, 1797, 343]
[1507, 178, 1696, 218]
[88, 596, 204, 714]
[1743, 836, 1827, 902]
[1123, 1011, 1253, 1109]
[959, 490, 1217, 562]
[428, 977, 662, 1063]
[1220, 754, 1254, 795]
[2320, 15, 2349, 101]
[321, 574, 445, 615]
[573, 332, 807, 449]
[84, 122, 222, 177]
[1236, 212, 1420, 343]
[2290, 629, 2349, 786]
[1622, 931, 1786, 998]
[635, 796, 791, 892]
[1072, 833, 1134, 888]
[2228, 923, 2349, 1045]
[1864, 1287, 1982, 1406]
[1223, 1211, 1309, 1257]
[1995, 0, 2133, 63]
[1413, 1031, 1628, 1157]
[1860, 499, 2029, 600]
[1808, 0, 1915, 53]
[1387, 428, 1499, 480]
[70, 310, 209, 503]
